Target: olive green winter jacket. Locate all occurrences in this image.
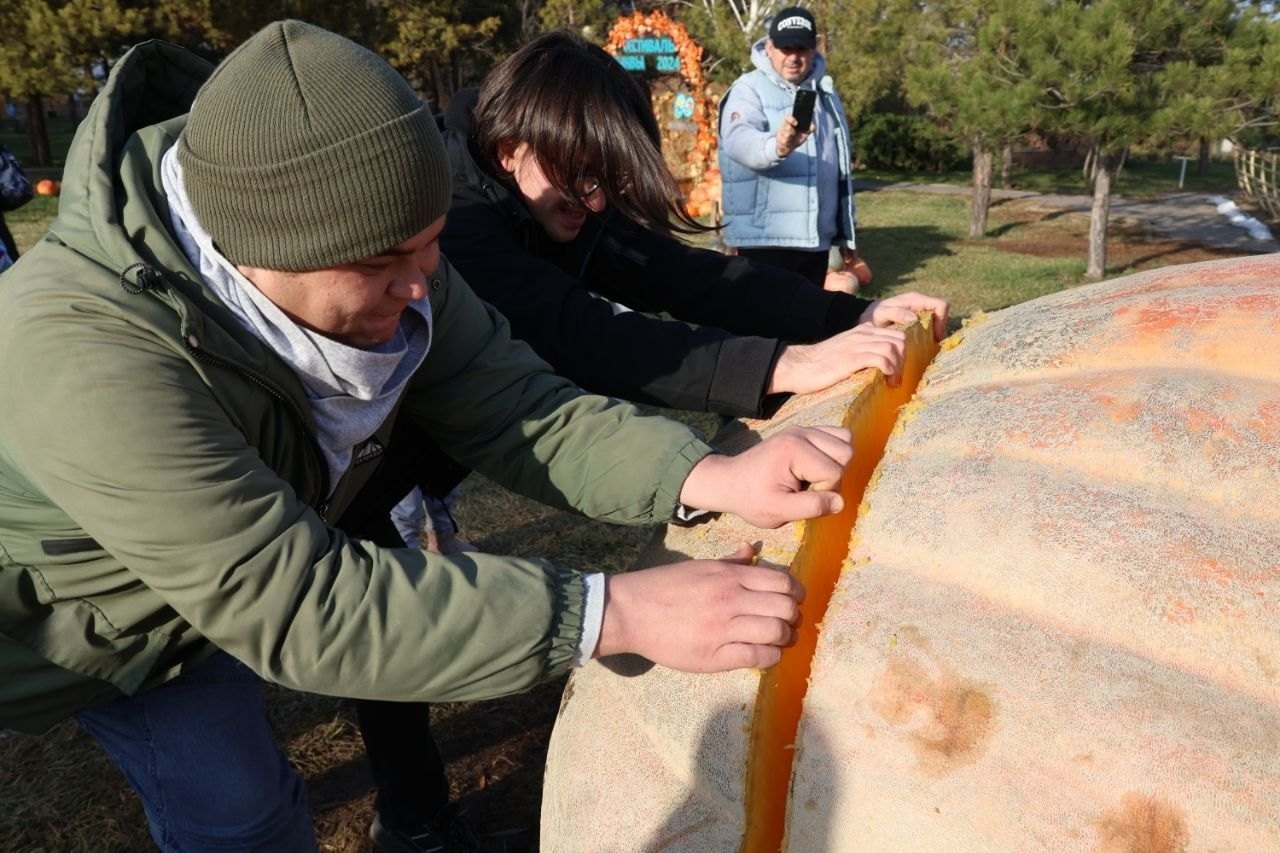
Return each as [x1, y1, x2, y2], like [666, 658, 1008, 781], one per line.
[0, 40, 711, 733]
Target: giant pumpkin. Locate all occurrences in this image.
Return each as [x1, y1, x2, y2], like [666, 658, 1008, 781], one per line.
[542, 255, 1280, 851]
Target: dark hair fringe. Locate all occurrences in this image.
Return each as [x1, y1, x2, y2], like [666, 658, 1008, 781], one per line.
[473, 30, 713, 236]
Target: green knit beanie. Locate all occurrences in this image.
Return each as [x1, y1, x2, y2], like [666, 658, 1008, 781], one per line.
[177, 20, 449, 271]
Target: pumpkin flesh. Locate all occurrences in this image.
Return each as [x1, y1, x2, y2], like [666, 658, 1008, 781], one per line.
[746, 317, 938, 853]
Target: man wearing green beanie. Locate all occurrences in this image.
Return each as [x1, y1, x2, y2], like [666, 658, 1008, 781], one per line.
[0, 19, 855, 853]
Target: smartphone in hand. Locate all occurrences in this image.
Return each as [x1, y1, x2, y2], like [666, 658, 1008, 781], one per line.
[791, 89, 817, 129]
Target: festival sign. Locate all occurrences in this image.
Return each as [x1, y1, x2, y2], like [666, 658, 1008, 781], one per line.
[605, 10, 717, 197]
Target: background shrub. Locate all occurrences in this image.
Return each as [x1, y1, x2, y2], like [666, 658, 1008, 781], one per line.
[853, 113, 968, 172]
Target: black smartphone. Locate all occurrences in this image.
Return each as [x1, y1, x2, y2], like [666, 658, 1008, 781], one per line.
[791, 89, 817, 129]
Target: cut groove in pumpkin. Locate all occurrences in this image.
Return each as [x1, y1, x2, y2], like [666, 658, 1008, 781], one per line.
[743, 315, 941, 853]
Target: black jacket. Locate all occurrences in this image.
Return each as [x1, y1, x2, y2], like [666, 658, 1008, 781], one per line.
[440, 89, 873, 419]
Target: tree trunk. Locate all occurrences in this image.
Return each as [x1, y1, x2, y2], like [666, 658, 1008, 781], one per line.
[1000, 142, 1012, 189]
[1198, 136, 1211, 176]
[521, 0, 540, 39]
[1086, 149, 1113, 280]
[969, 142, 993, 238]
[427, 55, 448, 114]
[25, 95, 51, 167]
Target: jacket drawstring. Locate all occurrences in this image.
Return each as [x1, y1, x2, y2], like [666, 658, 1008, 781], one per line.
[119, 262, 163, 294]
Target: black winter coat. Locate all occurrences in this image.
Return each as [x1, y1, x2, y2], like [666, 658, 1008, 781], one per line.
[440, 89, 874, 419]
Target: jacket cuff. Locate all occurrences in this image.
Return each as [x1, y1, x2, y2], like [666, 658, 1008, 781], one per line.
[544, 565, 590, 677]
[708, 335, 784, 418]
[652, 437, 715, 523]
[572, 573, 606, 666]
[760, 134, 783, 168]
[823, 292, 874, 336]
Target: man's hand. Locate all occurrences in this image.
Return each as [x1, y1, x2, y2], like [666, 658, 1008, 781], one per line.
[678, 425, 853, 528]
[859, 292, 952, 341]
[424, 529, 478, 555]
[823, 269, 860, 295]
[595, 544, 805, 671]
[775, 114, 813, 158]
[840, 250, 873, 286]
[768, 324, 908, 394]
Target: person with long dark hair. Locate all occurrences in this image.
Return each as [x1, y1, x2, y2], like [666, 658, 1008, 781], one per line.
[444, 31, 947, 419]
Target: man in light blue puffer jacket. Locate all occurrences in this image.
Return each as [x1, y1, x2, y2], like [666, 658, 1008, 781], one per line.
[719, 6, 870, 292]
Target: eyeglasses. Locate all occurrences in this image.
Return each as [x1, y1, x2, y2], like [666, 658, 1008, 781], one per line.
[577, 179, 602, 205]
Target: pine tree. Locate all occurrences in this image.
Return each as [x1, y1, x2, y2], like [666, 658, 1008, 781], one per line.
[538, 0, 612, 41]
[374, 0, 504, 109]
[1029, 0, 1263, 278]
[907, 0, 1040, 237]
[907, 0, 1280, 277]
[0, 0, 149, 166]
[1152, 2, 1280, 164]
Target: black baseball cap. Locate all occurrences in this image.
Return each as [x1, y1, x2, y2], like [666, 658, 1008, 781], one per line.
[769, 7, 817, 50]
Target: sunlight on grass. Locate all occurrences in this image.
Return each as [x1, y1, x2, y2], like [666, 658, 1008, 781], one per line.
[860, 157, 1239, 199]
[854, 189, 1086, 326]
[684, 188, 1089, 326]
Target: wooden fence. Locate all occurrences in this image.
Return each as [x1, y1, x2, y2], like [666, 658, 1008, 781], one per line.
[1233, 146, 1280, 220]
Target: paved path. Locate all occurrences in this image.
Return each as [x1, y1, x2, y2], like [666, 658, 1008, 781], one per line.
[854, 179, 1279, 254]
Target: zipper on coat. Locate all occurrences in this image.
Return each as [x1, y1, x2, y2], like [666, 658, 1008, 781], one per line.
[182, 333, 332, 514]
[120, 262, 333, 515]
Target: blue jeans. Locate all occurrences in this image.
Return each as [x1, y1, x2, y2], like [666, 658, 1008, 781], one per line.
[390, 486, 428, 548]
[75, 651, 316, 852]
[389, 485, 462, 549]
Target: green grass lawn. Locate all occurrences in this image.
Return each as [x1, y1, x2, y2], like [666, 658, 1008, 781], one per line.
[6, 196, 59, 255]
[861, 156, 1239, 199]
[851, 189, 1085, 324]
[682, 190, 1087, 325]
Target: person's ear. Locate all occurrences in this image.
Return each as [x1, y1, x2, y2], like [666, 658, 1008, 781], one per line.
[497, 140, 521, 175]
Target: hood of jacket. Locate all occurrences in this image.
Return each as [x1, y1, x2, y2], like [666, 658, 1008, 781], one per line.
[52, 40, 208, 277]
[30, 39, 326, 475]
[0, 40, 339, 730]
[441, 88, 528, 223]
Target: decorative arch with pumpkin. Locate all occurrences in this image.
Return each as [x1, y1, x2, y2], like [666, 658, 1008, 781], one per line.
[605, 10, 721, 221]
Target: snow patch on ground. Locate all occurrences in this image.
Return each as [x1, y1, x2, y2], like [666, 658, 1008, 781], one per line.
[1208, 196, 1275, 242]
